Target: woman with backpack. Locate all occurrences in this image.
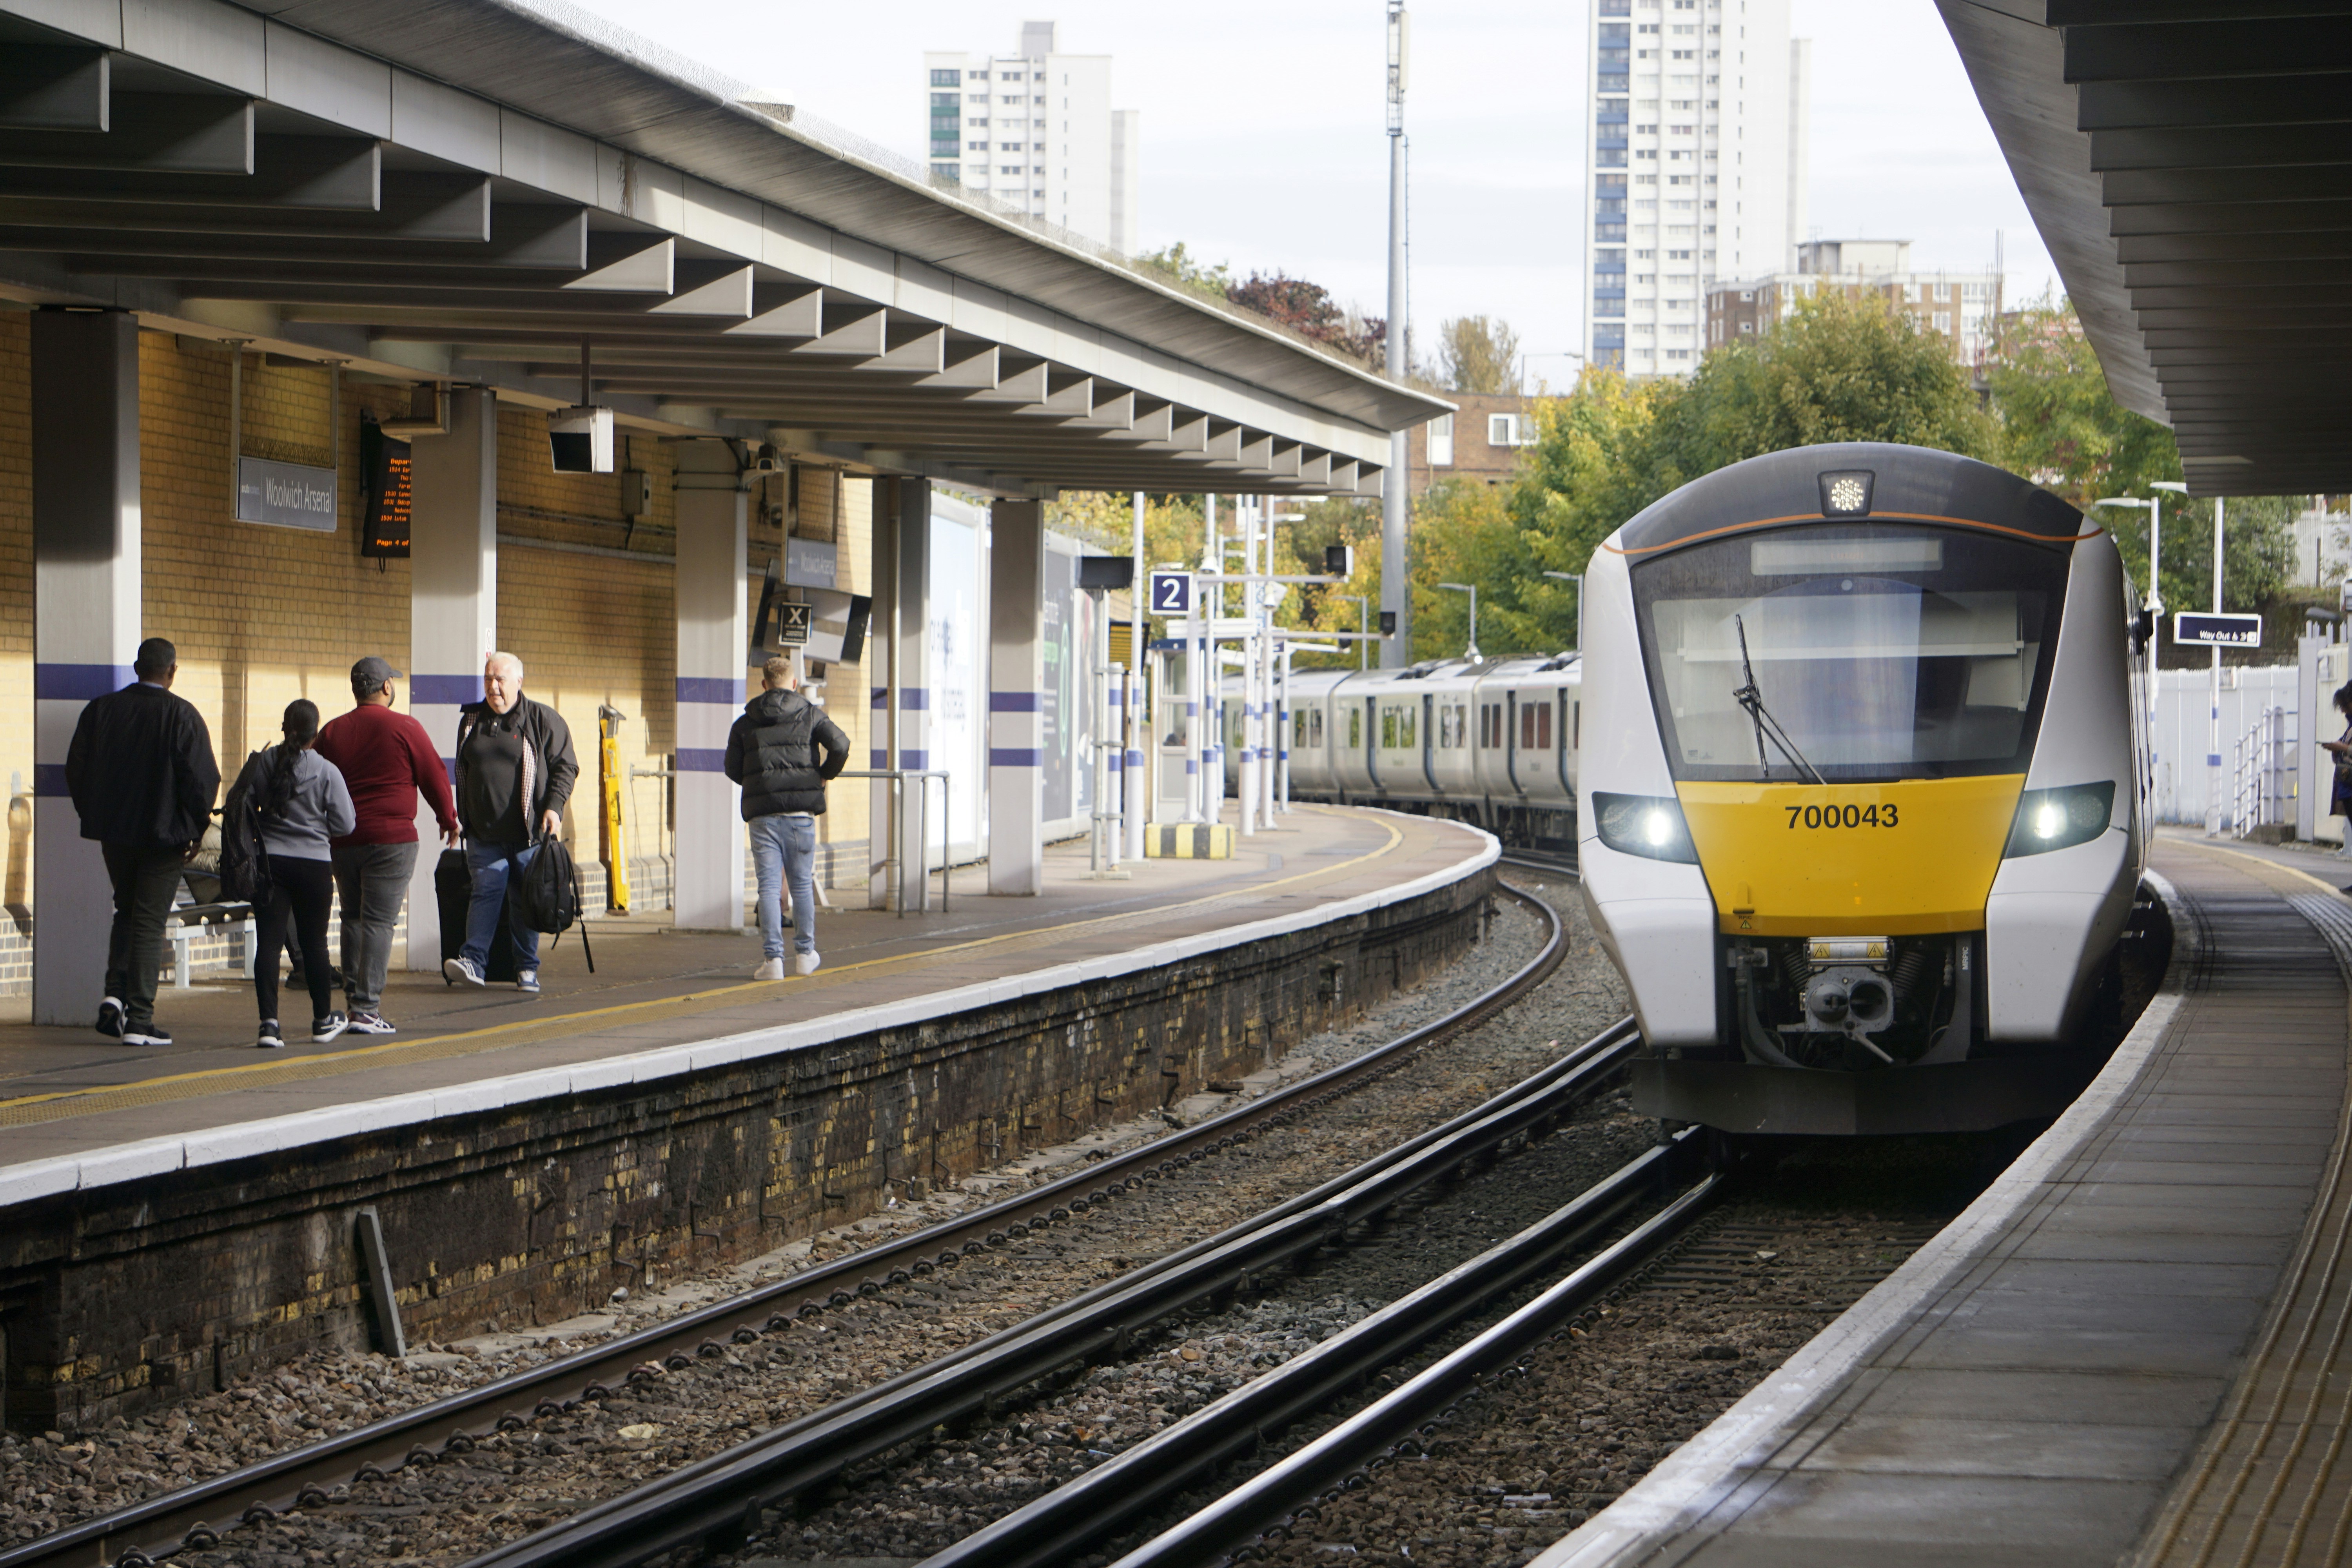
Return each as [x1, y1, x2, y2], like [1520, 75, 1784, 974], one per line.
[234, 699, 356, 1047]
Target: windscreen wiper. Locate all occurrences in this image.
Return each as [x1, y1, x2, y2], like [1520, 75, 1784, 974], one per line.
[1733, 613, 1827, 785]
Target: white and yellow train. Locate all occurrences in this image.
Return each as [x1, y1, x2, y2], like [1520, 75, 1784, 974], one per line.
[1264, 441, 2151, 1135]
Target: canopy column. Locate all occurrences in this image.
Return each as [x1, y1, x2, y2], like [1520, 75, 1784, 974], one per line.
[31, 308, 141, 1025]
[673, 441, 749, 931]
[403, 388, 497, 970]
[989, 499, 1045, 895]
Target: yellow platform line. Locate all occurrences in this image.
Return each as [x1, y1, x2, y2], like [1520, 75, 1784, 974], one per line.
[0, 812, 1408, 1128]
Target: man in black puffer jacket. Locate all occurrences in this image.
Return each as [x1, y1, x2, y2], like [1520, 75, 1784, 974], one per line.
[724, 655, 849, 980]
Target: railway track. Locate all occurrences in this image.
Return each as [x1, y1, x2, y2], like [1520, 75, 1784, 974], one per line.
[5, 878, 1581, 1568]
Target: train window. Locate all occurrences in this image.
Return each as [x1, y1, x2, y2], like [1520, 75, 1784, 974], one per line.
[1311, 708, 1323, 745]
[1632, 521, 2069, 782]
[1294, 710, 1308, 746]
[1402, 706, 1416, 748]
[1349, 708, 1362, 749]
[1381, 708, 1398, 749]
[1573, 701, 1581, 749]
[1536, 704, 1553, 748]
[1520, 703, 1535, 750]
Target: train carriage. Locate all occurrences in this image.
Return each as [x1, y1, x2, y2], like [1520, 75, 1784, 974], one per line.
[1577, 441, 2149, 1136]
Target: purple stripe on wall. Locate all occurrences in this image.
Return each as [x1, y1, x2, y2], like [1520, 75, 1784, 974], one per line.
[872, 688, 932, 709]
[411, 674, 480, 705]
[34, 664, 132, 701]
[677, 747, 729, 773]
[870, 749, 887, 768]
[676, 676, 740, 705]
[989, 691, 1042, 712]
[989, 748, 1042, 767]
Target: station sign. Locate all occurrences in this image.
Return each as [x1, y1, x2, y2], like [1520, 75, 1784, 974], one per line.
[1148, 571, 1193, 617]
[237, 455, 337, 532]
[2174, 611, 2263, 648]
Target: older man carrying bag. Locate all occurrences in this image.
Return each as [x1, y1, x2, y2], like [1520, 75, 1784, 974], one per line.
[442, 651, 577, 996]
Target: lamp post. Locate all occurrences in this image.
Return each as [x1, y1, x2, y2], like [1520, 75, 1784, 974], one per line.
[1334, 594, 1370, 669]
[1542, 570, 1583, 652]
[2093, 492, 2167, 816]
[1437, 582, 1481, 663]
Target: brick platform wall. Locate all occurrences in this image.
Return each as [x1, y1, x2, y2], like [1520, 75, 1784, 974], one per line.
[0, 865, 1492, 1431]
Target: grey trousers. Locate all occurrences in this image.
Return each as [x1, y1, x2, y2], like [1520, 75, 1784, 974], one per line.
[331, 840, 419, 1013]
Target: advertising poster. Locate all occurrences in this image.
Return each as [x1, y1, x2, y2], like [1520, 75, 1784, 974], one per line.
[1042, 541, 1073, 823]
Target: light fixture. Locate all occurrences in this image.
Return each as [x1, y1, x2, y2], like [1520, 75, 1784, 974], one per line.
[1818, 470, 1874, 517]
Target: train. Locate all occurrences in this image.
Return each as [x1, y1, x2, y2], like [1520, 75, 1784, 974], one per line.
[1240, 441, 2152, 1138]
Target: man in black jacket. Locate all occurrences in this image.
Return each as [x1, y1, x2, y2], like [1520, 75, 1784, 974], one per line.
[65, 637, 221, 1045]
[443, 651, 577, 996]
[724, 655, 848, 980]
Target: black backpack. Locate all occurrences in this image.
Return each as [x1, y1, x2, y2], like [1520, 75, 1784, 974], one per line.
[218, 751, 274, 907]
[508, 832, 595, 971]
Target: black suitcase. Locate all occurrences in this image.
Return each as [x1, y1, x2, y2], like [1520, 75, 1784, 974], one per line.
[434, 848, 519, 983]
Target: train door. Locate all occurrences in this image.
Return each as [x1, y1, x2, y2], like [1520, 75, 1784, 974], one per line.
[1503, 690, 1521, 793]
[1421, 692, 1439, 793]
[1557, 689, 1575, 801]
[1363, 696, 1383, 791]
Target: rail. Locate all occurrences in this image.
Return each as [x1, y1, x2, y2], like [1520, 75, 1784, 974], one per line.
[457, 1008, 1646, 1567]
[3, 878, 1569, 1568]
[1109, 1171, 1720, 1568]
[838, 767, 950, 915]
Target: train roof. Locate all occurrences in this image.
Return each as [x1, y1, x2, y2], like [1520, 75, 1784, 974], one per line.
[1608, 442, 2086, 559]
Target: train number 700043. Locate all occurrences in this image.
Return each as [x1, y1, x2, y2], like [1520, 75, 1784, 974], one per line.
[1785, 803, 1899, 830]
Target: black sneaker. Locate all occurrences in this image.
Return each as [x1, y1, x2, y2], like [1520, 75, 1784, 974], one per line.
[311, 1013, 349, 1044]
[257, 1020, 285, 1050]
[122, 1024, 172, 1046]
[96, 996, 123, 1038]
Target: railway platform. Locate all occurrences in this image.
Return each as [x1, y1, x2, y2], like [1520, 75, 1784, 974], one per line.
[0, 804, 1497, 1432]
[1539, 835, 2352, 1568]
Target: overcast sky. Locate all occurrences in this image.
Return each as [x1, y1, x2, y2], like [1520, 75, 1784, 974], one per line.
[564, 0, 2060, 386]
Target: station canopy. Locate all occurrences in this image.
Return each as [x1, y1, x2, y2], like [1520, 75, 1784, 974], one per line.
[1942, 1, 2352, 496]
[0, 0, 1448, 498]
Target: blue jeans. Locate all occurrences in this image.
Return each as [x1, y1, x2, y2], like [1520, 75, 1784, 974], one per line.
[461, 839, 540, 972]
[751, 814, 818, 959]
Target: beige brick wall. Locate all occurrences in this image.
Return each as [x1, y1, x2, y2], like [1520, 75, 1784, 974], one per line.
[0, 328, 886, 984]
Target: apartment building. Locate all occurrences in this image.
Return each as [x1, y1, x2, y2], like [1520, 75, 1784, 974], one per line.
[1584, 0, 1810, 379]
[1706, 240, 2005, 365]
[925, 21, 1141, 253]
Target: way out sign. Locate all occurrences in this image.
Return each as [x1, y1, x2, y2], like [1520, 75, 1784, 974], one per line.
[2174, 611, 2263, 648]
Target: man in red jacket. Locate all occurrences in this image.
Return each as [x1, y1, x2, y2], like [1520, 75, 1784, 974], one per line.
[316, 657, 459, 1034]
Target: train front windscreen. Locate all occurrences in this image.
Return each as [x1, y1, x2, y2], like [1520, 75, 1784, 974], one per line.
[1631, 524, 2074, 784]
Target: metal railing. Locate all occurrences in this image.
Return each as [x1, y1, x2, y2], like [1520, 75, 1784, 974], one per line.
[2231, 704, 2295, 838]
[840, 768, 949, 915]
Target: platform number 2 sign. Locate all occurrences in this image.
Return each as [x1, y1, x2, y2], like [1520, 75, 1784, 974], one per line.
[1149, 572, 1193, 617]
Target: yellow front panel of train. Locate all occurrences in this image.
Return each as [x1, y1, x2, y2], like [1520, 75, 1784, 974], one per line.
[1676, 776, 2024, 936]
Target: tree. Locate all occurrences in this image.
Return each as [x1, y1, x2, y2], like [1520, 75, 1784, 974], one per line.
[1986, 297, 2294, 656]
[1134, 242, 1231, 301]
[1227, 270, 1384, 361]
[1435, 315, 1522, 394]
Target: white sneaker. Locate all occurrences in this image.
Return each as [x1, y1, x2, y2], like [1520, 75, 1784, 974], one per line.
[753, 958, 786, 982]
[443, 956, 486, 988]
[792, 951, 821, 977]
[515, 970, 541, 995]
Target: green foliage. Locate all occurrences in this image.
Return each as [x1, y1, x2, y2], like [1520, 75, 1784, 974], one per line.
[1987, 297, 2296, 644]
[1134, 242, 1231, 301]
[1436, 315, 1523, 394]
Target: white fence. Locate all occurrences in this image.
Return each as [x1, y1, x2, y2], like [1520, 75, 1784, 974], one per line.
[2148, 665, 2301, 827]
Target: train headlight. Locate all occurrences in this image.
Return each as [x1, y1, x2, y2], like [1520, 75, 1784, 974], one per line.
[1593, 791, 1698, 864]
[2005, 781, 2116, 857]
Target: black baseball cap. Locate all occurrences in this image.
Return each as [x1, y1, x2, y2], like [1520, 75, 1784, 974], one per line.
[351, 656, 404, 689]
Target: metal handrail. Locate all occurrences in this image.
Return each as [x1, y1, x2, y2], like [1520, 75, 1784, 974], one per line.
[838, 768, 949, 915]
